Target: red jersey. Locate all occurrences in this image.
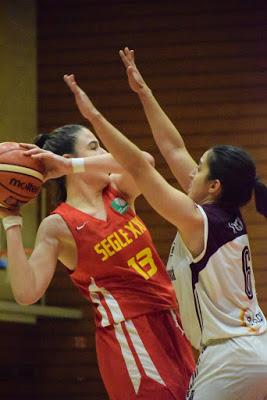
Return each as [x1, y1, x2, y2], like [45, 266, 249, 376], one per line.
[52, 185, 177, 327]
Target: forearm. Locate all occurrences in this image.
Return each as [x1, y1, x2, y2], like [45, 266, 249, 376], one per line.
[89, 112, 148, 178]
[138, 87, 186, 154]
[137, 86, 196, 192]
[71, 153, 124, 175]
[70, 152, 152, 176]
[6, 227, 38, 304]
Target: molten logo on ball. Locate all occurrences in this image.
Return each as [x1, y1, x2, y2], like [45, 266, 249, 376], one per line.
[0, 142, 45, 209]
[9, 178, 39, 193]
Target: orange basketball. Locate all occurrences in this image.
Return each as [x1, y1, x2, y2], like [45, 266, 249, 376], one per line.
[0, 142, 45, 210]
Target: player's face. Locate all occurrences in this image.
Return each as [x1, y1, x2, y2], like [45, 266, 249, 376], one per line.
[74, 127, 107, 158]
[188, 150, 212, 203]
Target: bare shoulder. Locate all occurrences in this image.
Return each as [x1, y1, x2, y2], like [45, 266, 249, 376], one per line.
[37, 214, 70, 239]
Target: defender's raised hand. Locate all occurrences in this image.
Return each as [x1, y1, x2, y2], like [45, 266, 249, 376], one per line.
[63, 74, 100, 122]
[119, 47, 148, 93]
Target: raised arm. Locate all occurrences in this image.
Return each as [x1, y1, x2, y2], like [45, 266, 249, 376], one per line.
[119, 47, 197, 193]
[22, 145, 127, 181]
[63, 74, 204, 257]
[22, 143, 154, 202]
[1, 209, 60, 305]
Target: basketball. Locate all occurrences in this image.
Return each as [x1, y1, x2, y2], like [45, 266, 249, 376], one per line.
[0, 142, 45, 210]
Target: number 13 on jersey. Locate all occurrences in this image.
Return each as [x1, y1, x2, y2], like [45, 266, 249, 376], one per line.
[127, 247, 157, 280]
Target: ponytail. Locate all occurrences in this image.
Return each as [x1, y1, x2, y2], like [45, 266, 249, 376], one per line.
[254, 178, 267, 217]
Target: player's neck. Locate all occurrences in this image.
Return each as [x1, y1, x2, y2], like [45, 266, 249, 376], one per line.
[65, 177, 108, 211]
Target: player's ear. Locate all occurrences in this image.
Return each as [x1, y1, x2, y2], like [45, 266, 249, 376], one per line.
[208, 179, 221, 196]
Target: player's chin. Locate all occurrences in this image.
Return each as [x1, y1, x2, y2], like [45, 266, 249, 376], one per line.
[187, 188, 198, 203]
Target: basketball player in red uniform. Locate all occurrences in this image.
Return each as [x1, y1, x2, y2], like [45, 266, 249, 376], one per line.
[0, 125, 195, 396]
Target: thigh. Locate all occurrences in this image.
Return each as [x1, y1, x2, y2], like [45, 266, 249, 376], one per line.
[96, 311, 195, 400]
[186, 334, 267, 400]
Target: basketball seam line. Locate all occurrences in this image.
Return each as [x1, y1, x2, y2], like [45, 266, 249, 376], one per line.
[0, 165, 44, 182]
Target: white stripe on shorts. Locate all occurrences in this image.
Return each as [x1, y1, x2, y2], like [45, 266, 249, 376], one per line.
[89, 291, 109, 327]
[114, 318, 166, 394]
[114, 323, 141, 394]
[125, 319, 166, 386]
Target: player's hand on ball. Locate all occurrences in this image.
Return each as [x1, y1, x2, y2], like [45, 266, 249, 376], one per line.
[63, 74, 100, 122]
[21, 144, 72, 181]
[0, 207, 20, 219]
[0, 142, 44, 210]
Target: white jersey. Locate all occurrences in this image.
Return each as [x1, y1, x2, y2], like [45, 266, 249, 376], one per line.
[167, 203, 267, 350]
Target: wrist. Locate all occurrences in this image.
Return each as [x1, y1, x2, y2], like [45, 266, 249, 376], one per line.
[2, 215, 23, 231]
[88, 110, 102, 124]
[71, 158, 86, 174]
[65, 158, 73, 175]
[138, 86, 153, 99]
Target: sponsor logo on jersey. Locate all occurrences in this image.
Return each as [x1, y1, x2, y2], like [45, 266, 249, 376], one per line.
[228, 217, 243, 234]
[111, 197, 129, 215]
[76, 221, 88, 231]
[241, 308, 264, 330]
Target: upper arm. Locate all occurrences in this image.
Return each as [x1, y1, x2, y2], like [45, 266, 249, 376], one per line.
[28, 216, 61, 298]
[110, 151, 155, 203]
[165, 148, 197, 193]
[131, 162, 204, 254]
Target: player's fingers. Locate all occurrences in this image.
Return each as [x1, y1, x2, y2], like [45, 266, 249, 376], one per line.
[63, 74, 73, 87]
[64, 74, 80, 95]
[19, 143, 37, 149]
[119, 50, 129, 67]
[30, 151, 53, 159]
[23, 147, 46, 156]
[127, 65, 139, 80]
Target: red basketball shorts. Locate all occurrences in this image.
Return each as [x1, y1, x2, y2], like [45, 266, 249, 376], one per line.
[96, 310, 195, 399]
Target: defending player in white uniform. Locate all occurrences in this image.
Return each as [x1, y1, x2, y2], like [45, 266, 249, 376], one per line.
[167, 204, 267, 399]
[114, 48, 267, 400]
[168, 205, 266, 349]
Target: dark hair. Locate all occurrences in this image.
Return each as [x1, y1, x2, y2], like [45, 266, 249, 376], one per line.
[254, 179, 267, 217]
[34, 124, 84, 203]
[207, 145, 267, 217]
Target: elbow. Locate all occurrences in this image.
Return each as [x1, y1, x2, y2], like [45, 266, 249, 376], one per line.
[128, 159, 151, 180]
[142, 151, 155, 167]
[15, 298, 32, 306]
[13, 289, 40, 306]
[15, 296, 39, 306]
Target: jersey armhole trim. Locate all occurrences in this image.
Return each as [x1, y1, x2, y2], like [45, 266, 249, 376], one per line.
[51, 211, 80, 274]
[192, 205, 208, 263]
